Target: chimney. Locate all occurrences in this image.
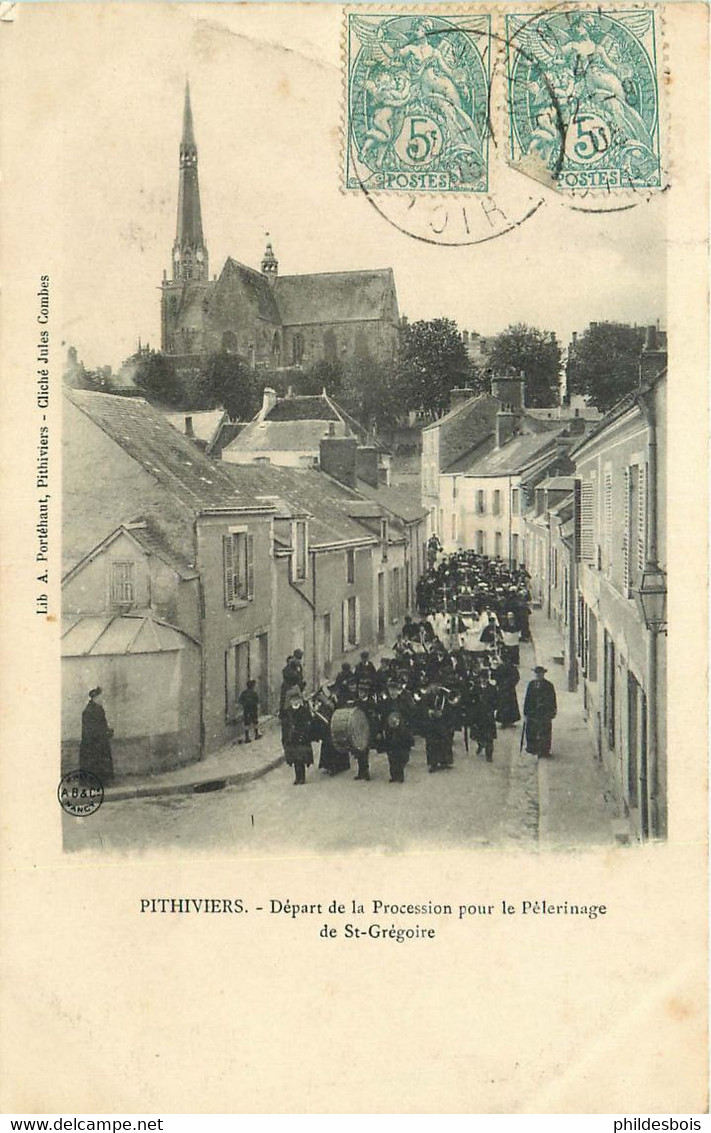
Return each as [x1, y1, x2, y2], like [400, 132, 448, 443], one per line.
[639, 325, 667, 385]
[259, 386, 278, 420]
[491, 371, 526, 412]
[286, 385, 295, 399]
[496, 408, 517, 448]
[184, 415, 194, 438]
[319, 436, 358, 489]
[462, 330, 470, 345]
[449, 387, 475, 412]
[356, 445, 380, 488]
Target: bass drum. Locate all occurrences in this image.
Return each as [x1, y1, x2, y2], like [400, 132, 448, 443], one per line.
[330, 706, 371, 755]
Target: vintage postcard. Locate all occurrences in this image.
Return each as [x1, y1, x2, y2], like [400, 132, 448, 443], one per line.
[0, 1, 707, 1117]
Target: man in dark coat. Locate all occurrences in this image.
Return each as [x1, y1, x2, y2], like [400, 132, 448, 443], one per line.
[523, 666, 557, 757]
[472, 670, 497, 761]
[281, 687, 314, 785]
[381, 680, 415, 783]
[79, 687, 114, 784]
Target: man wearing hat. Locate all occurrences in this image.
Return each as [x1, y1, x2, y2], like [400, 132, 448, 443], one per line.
[523, 666, 557, 757]
[281, 686, 314, 786]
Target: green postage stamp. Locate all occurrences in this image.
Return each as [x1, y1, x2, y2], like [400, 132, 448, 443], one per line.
[344, 12, 491, 193]
[506, 9, 662, 191]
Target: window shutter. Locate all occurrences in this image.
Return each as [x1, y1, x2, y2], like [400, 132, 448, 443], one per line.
[223, 534, 235, 608]
[580, 481, 595, 562]
[246, 534, 255, 600]
[603, 471, 612, 572]
[355, 596, 361, 645]
[637, 464, 647, 573]
[341, 599, 348, 652]
[623, 467, 630, 594]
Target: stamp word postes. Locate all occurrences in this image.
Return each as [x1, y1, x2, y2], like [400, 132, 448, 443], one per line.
[345, 12, 491, 194]
[506, 8, 662, 191]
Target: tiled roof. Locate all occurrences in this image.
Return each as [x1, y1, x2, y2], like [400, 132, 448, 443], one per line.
[445, 424, 568, 477]
[354, 478, 427, 523]
[224, 419, 347, 454]
[421, 391, 483, 430]
[274, 269, 396, 325]
[222, 463, 383, 549]
[65, 389, 254, 512]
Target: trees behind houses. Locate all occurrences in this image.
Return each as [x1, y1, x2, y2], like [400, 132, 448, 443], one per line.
[486, 324, 562, 408]
[566, 322, 645, 412]
[396, 318, 481, 421]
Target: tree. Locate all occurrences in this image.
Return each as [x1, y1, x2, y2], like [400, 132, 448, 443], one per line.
[297, 359, 345, 398]
[397, 319, 476, 420]
[339, 354, 401, 433]
[132, 350, 180, 406]
[198, 352, 257, 420]
[487, 324, 562, 408]
[566, 322, 644, 412]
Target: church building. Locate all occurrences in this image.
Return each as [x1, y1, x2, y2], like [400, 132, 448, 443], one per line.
[161, 84, 401, 377]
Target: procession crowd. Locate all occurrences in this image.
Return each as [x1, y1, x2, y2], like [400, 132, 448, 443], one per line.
[277, 548, 558, 786]
[76, 548, 558, 792]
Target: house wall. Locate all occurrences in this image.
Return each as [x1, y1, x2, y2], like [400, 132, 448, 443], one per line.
[223, 449, 319, 468]
[62, 531, 185, 628]
[61, 644, 202, 776]
[63, 398, 192, 574]
[575, 393, 666, 839]
[195, 513, 275, 753]
[443, 474, 521, 561]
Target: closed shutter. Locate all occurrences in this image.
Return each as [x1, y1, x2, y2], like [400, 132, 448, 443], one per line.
[341, 599, 348, 652]
[603, 470, 612, 572]
[355, 596, 361, 645]
[580, 481, 595, 562]
[246, 533, 254, 600]
[637, 464, 647, 573]
[223, 534, 236, 608]
[623, 467, 630, 594]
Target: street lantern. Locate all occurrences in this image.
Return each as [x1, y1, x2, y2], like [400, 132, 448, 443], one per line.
[636, 562, 667, 634]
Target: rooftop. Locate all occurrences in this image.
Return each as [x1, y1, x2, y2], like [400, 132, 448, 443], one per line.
[445, 423, 568, 477]
[274, 268, 396, 326]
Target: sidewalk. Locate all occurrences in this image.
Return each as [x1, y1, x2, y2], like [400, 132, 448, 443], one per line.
[104, 715, 285, 803]
[528, 611, 620, 847]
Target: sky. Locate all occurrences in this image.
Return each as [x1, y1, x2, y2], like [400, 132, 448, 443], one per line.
[5, 3, 666, 371]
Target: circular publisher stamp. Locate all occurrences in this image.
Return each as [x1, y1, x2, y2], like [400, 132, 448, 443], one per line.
[58, 769, 104, 816]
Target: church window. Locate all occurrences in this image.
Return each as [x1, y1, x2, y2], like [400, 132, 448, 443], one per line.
[323, 329, 337, 364]
[292, 334, 304, 365]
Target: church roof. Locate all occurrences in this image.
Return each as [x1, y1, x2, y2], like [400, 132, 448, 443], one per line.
[218, 258, 281, 323]
[274, 268, 396, 326]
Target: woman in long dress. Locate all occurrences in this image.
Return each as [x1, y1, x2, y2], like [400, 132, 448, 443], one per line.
[79, 687, 114, 784]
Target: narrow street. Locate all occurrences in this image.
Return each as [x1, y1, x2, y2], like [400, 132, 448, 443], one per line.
[64, 612, 619, 855]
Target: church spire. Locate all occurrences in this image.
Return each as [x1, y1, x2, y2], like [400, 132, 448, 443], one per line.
[172, 80, 208, 283]
[261, 235, 278, 282]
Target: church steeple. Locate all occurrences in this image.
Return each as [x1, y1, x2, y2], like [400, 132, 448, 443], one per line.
[261, 235, 278, 282]
[172, 81, 208, 283]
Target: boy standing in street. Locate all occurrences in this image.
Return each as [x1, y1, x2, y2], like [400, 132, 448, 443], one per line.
[238, 678, 261, 744]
